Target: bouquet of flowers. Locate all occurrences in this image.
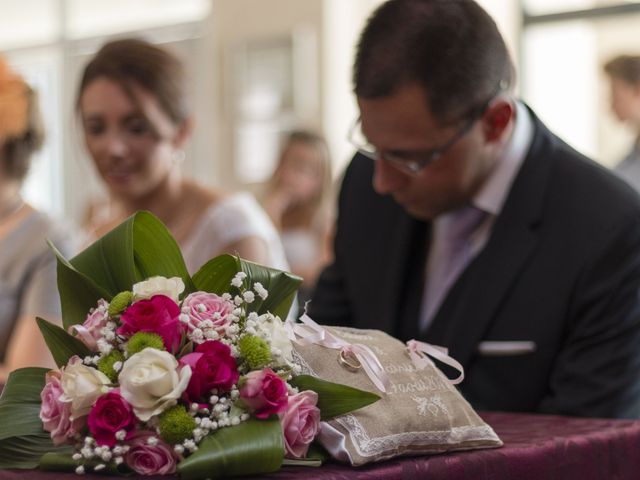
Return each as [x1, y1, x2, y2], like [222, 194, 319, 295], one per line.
[0, 212, 378, 478]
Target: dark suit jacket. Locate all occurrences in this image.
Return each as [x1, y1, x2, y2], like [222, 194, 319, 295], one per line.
[309, 109, 640, 418]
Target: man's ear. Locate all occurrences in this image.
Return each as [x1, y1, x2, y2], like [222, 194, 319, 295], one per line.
[482, 99, 514, 142]
[173, 116, 194, 148]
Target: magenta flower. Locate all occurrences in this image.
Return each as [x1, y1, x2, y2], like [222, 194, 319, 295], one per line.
[40, 370, 83, 446]
[180, 341, 239, 402]
[124, 431, 177, 475]
[87, 391, 136, 447]
[280, 391, 321, 458]
[118, 295, 183, 352]
[240, 368, 288, 419]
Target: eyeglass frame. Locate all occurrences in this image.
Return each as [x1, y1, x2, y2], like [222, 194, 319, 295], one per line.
[348, 84, 506, 175]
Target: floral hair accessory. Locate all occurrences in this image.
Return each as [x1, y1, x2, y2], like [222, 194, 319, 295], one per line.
[0, 55, 29, 139]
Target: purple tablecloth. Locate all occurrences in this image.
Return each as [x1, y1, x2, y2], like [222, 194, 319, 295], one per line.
[1, 411, 639, 480]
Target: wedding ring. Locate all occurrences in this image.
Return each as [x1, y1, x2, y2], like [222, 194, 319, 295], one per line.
[338, 350, 362, 372]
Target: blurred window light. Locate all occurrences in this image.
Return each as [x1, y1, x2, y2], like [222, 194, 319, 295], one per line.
[524, 0, 640, 15]
[522, 22, 598, 159]
[522, 2, 640, 166]
[65, 0, 210, 39]
[0, 0, 60, 49]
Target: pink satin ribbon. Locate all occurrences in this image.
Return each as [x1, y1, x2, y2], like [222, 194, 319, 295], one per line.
[286, 314, 391, 393]
[406, 339, 465, 385]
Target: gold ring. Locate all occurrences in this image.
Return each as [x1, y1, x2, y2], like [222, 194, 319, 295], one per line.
[338, 350, 362, 372]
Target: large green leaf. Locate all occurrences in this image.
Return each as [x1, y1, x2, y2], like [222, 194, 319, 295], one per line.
[36, 317, 93, 368]
[0, 368, 49, 439]
[51, 241, 112, 330]
[40, 452, 122, 474]
[193, 254, 302, 319]
[0, 434, 71, 469]
[290, 375, 380, 420]
[55, 212, 196, 329]
[177, 418, 284, 479]
[0, 368, 68, 468]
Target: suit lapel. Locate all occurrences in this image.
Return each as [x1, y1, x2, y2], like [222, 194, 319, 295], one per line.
[429, 220, 538, 366]
[374, 198, 429, 340]
[394, 219, 429, 341]
[424, 109, 556, 367]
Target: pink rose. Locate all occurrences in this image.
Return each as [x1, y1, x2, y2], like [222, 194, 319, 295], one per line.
[124, 431, 177, 475]
[87, 391, 136, 447]
[118, 295, 183, 352]
[70, 299, 109, 350]
[280, 391, 320, 458]
[40, 371, 82, 446]
[180, 341, 239, 402]
[182, 292, 234, 335]
[240, 368, 288, 419]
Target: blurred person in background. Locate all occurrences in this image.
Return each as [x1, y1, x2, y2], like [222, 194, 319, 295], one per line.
[0, 55, 74, 379]
[78, 38, 288, 274]
[604, 54, 640, 191]
[262, 130, 334, 303]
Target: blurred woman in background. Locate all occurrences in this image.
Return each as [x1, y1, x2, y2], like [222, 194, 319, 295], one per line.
[0, 56, 74, 378]
[263, 130, 334, 302]
[604, 54, 640, 191]
[78, 38, 288, 274]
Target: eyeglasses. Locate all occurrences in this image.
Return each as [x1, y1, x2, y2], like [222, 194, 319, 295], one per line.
[348, 87, 504, 175]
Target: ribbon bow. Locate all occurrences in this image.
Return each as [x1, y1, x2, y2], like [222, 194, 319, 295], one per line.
[406, 339, 465, 385]
[286, 314, 391, 393]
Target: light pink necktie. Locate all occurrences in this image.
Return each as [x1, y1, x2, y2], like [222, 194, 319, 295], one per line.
[420, 206, 487, 332]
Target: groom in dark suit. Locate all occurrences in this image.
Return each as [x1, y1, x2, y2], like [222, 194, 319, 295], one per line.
[309, 0, 640, 418]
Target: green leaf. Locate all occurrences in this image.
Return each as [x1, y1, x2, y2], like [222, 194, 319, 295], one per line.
[0, 368, 68, 468]
[193, 254, 302, 318]
[177, 418, 284, 479]
[0, 434, 71, 469]
[281, 457, 322, 467]
[56, 212, 196, 329]
[0, 368, 49, 440]
[51, 241, 112, 330]
[127, 211, 196, 290]
[290, 375, 380, 420]
[40, 452, 123, 474]
[36, 317, 93, 368]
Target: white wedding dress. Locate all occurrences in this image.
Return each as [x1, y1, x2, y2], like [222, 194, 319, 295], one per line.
[180, 192, 290, 275]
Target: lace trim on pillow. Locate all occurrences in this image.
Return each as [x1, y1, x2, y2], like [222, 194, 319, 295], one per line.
[292, 350, 500, 460]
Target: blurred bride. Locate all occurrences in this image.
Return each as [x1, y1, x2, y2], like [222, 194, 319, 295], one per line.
[78, 38, 288, 274]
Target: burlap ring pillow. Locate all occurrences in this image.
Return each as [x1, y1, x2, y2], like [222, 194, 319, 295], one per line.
[290, 321, 502, 466]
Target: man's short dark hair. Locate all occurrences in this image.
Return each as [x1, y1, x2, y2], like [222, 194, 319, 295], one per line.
[353, 0, 514, 124]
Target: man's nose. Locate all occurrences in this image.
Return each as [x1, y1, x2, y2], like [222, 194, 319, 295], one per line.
[372, 158, 408, 195]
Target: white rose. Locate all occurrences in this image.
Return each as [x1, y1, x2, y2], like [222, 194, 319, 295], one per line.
[264, 316, 294, 365]
[119, 348, 192, 421]
[132, 276, 185, 303]
[59, 356, 111, 419]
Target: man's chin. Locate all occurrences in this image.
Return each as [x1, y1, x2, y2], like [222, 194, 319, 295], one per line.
[401, 203, 436, 221]
[397, 197, 457, 220]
